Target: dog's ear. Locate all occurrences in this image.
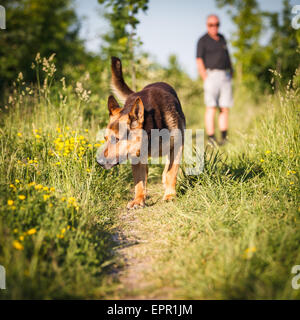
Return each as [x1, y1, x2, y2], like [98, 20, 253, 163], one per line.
[108, 95, 121, 116]
[129, 97, 144, 128]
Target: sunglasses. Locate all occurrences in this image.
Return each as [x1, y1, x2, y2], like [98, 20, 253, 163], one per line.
[207, 23, 220, 27]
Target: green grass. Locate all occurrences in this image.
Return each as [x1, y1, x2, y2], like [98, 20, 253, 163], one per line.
[0, 57, 132, 299]
[0, 55, 299, 299]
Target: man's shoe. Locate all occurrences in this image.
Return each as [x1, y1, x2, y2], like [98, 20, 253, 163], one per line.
[219, 137, 229, 146]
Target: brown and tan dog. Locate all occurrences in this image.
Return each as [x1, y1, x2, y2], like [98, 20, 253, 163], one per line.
[97, 57, 186, 209]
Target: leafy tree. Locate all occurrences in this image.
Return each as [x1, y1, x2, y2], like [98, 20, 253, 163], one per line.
[216, 0, 300, 90]
[98, 0, 149, 90]
[0, 0, 87, 91]
[216, 0, 266, 87]
[262, 0, 300, 88]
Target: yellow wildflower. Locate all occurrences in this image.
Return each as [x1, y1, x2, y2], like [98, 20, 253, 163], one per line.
[19, 235, 24, 241]
[18, 195, 26, 200]
[17, 132, 22, 137]
[43, 194, 50, 201]
[27, 228, 37, 235]
[243, 246, 257, 259]
[260, 159, 264, 162]
[265, 150, 271, 155]
[15, 179, 20, 183]
[245, 247, 256, 253]
[68, 197, 76, 203]
[7, 200, 14, 206]
[13, 240, 24, 250]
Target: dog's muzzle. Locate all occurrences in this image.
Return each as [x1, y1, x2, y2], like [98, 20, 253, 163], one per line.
[96, 157, 118, 170]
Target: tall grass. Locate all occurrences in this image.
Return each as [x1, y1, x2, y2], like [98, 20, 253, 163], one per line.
[133, 68, 300, 299]
[0, 54, 132, 299]
[0, 53, 299, 299]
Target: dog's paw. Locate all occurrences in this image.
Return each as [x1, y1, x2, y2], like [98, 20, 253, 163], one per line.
[127, 198, 145, 210]
[163, 192, 176, 201]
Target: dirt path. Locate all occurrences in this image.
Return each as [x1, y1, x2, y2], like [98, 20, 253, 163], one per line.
[109, 181, 176, 299]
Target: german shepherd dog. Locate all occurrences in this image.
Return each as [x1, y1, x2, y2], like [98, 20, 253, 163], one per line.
[97, 57, 186, 209]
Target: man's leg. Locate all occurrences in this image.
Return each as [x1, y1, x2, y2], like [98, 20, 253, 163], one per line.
[219, 71, 233, 145]
[205, 106, 216, 135]
[219, 107, 229, 144]
[205, 106, 217, 146]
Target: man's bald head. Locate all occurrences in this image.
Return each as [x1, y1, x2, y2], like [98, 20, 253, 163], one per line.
[206, 14, 219, 22]
[206, 14, 220, 37]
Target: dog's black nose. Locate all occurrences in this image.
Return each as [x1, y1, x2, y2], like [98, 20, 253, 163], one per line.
[97, 157, 117, 170]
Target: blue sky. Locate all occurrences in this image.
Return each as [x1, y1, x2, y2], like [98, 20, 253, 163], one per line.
[74, 0, 296, 78]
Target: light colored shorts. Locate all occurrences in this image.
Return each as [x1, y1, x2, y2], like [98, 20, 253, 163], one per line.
[204, 69, 233, 108]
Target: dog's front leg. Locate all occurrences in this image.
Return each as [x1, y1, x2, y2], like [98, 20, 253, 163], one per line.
[163, 144, 183, 201]
[127, 163, 148, 210]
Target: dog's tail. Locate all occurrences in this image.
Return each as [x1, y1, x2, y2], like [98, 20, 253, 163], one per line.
[111, 57, 134, 103]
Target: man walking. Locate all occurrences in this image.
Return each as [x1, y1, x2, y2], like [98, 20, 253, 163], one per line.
[196, 14, 233, 146]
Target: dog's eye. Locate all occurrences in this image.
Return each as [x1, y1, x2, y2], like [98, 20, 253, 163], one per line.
[111, 137, 119, 144]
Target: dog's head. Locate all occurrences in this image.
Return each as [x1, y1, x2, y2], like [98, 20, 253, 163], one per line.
[97, 95, 145, 169]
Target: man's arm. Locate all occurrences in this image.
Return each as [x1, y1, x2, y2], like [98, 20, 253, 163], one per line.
[229, 59, 234, 77]
[223, 35, 233, 77]
[196, 58, 207, 81]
